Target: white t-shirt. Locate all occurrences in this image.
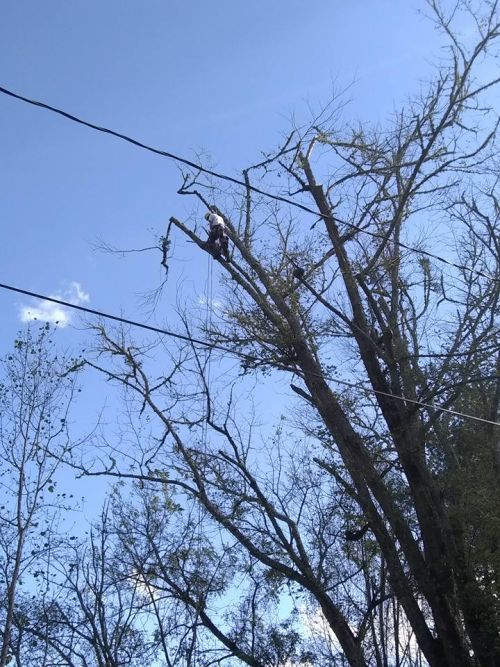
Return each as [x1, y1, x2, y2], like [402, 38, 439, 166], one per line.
[207, 213, 225, 230]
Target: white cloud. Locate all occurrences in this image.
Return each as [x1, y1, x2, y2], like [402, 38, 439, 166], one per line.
[197, 295, 224, 311]
[69, 281, 89, 304]
[19, 282, 90, 328]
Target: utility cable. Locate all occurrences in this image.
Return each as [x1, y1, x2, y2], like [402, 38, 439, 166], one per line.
[1, 280, 498, 427]
[0, 84, 498, 285]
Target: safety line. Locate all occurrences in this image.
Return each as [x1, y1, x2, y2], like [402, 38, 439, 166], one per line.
[193, 253, 214, 667]
[1, 84, 498, 285]
[0, 279, 498, 427]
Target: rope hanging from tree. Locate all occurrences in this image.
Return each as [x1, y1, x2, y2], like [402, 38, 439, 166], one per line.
[159, 220, 173, 275]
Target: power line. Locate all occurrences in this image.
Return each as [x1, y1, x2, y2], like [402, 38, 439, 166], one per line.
[0, 281, 235, 355]
[1, 280, 498, 428]
[1, 84, 498, 285]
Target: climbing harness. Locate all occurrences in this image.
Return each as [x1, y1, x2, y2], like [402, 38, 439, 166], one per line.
[206, 231, 229, 261]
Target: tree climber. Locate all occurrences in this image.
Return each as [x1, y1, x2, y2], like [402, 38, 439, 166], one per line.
[204, 210, 230, 261]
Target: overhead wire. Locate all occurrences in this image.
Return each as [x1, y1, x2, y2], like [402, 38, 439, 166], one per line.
[0, 280, 498, 428]
[0, 84, 498, 285]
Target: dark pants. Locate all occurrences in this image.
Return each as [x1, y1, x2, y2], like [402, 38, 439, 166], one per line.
[207, 225, 229, 260]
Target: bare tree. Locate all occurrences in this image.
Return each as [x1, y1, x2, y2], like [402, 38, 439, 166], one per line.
[0, 325, 82, 667]
[108, 477, 317, 667]
[16, 503, 154, 667]
[81, 2, 500, 665]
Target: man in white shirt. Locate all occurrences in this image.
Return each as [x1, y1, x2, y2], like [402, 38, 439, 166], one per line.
[204, 210, 229, 261]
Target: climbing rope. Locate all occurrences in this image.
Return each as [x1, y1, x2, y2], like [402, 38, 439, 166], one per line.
[194, 251, 214, 664]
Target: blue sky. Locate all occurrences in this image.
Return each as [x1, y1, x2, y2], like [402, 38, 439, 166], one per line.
[0, 1, 447, 508]
[0, 1, 442, 344]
